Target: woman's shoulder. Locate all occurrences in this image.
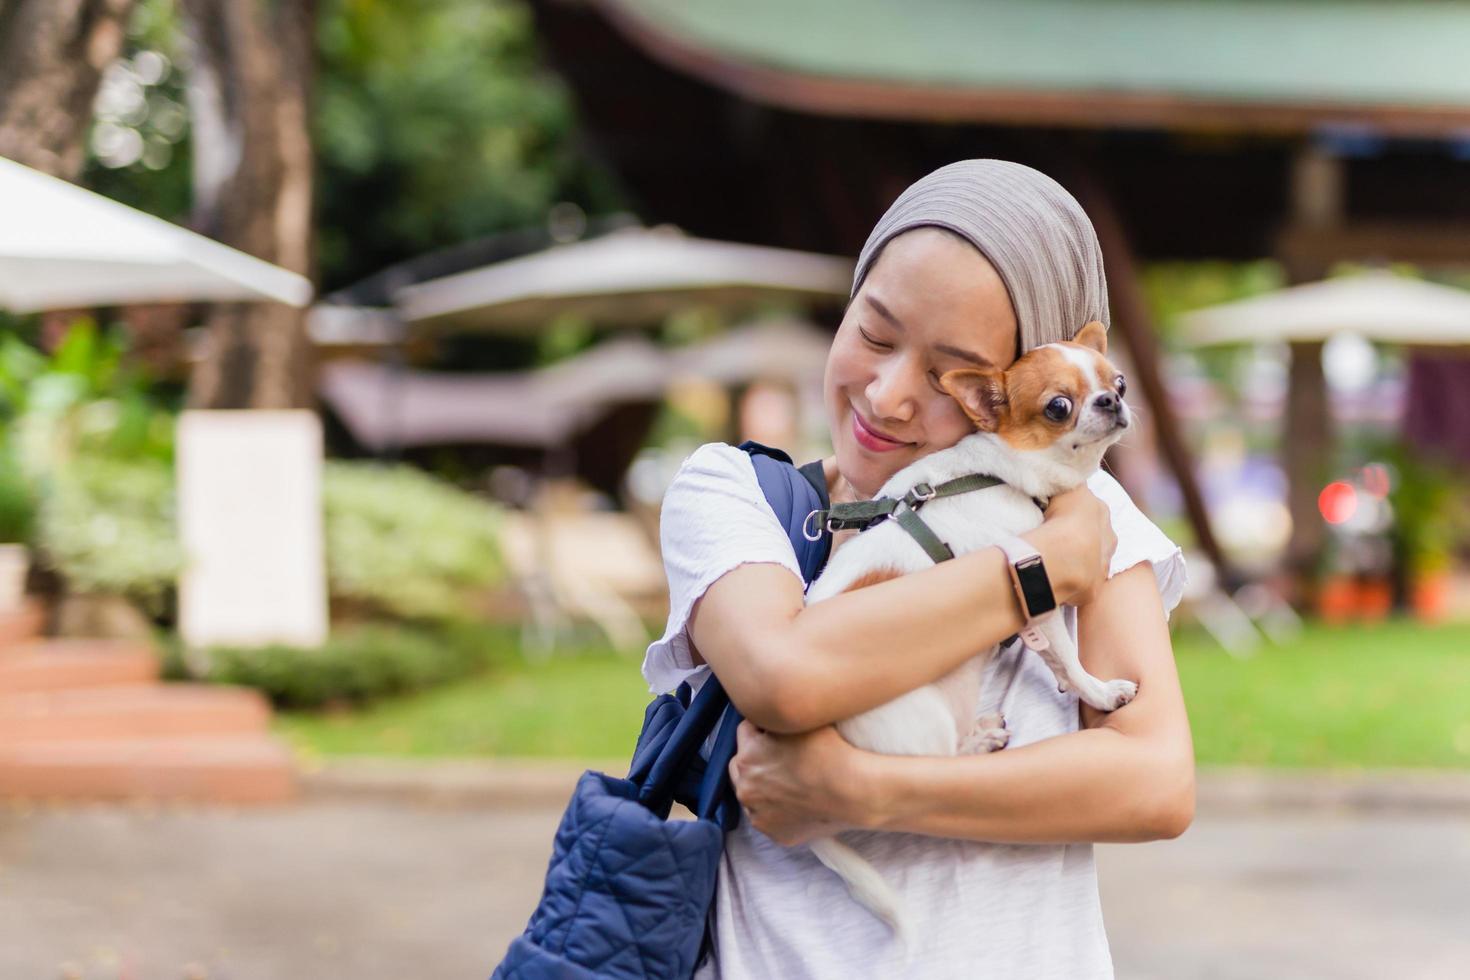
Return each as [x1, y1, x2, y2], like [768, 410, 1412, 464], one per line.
[662, 442, 768, 514]
[672, 441, 761, 485]
[659, 441, 795, 551]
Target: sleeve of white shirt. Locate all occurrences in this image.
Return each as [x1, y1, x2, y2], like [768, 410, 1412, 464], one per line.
[1087, 470, 1188, 618]
[641, 443, 805, 694]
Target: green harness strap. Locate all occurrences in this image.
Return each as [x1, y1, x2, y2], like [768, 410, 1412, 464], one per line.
[803, 473, 1009, 564]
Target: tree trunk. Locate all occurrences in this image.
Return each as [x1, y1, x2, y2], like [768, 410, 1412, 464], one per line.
[179, 0, 316, 410]
[1277, 147, 1343, 594]
[0, 0, 136, 179]
[1281, 340, 1331, 579]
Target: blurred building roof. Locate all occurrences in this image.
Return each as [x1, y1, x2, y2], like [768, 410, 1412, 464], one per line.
[593, 0, 1470, 134]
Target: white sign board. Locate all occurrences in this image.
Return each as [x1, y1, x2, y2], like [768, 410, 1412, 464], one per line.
[177, 410, 328, 648]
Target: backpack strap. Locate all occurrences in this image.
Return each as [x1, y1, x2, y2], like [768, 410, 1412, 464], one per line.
[739, 441, 831, 583]
[668, 443, 830, 832]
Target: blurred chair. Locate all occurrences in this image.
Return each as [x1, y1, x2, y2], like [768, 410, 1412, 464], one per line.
[499, 482, 667, 655]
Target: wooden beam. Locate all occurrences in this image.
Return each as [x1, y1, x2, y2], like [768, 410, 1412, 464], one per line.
[1276, 221, 1470, 270]
[1072, 173, 1233, 581]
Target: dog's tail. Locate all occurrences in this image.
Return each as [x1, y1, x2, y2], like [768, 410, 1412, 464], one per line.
[809, 836, 909, 946]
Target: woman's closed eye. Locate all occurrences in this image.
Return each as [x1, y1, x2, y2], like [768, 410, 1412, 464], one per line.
[858, 325, 951, 393]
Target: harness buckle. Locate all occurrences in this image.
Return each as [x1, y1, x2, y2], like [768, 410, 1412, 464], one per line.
[909, 482, 937, 504]
[802, 509, 826, 542]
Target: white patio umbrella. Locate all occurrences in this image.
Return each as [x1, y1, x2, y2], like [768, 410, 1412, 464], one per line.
[672, 316, 833, 386]
[394, 225, 853, 333]
[1178, 271, 1470, 346]
[0, 156, 312, 313]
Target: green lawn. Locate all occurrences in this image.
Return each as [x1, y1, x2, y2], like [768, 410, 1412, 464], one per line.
[1177, 619, 1470, 769]
[277, 648, 651, 761]
[277, 619, 1470, 770]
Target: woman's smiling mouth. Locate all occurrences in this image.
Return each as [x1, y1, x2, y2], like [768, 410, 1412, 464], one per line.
[852, 410, 912, 452]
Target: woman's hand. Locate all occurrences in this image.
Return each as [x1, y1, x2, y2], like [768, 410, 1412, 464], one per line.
[729, 721, 867, 846]
[1026, 484, 1116, 606]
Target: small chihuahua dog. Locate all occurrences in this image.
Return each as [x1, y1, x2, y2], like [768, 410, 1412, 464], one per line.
[803, 321, 1137, 941]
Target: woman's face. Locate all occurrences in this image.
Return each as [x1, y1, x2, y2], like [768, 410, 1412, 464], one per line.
[824, 228, 1019, 498]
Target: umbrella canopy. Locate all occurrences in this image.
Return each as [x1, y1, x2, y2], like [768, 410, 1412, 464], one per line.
[1178, 271, 1470, 347]
[673, 317, 833, 386]
[394, 225, 853, 333]
[318, 337, 670, 451]
[0, 156, 313, 313]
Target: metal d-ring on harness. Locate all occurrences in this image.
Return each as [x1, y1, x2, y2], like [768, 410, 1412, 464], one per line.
[803, 472, 1013, 564]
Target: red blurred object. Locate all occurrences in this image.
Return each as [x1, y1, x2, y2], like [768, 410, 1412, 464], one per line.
[1412, 571, 1450, 622]
[1316, 575, 1357, 624]
[1318, 481, 1358, 525]
[1356, 577, 1393, 621]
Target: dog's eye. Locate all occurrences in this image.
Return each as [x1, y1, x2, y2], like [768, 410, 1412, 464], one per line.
[1044, 396, 1073, 422]
[1115, 375, 1127, 399]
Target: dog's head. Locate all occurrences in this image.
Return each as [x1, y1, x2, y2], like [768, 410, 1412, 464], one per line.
[939, 321, 1129, 480]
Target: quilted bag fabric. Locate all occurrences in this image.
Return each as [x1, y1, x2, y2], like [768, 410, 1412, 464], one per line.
[491, 443, 829, 979]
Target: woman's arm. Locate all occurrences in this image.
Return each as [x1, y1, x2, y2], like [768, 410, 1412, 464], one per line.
[689, 486, 1116, 734]
[729, 562, 1195, 844]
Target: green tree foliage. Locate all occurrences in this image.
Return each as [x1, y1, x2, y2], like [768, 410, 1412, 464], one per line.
[314, 0, 625, 289]
[71, 0, 624, 290]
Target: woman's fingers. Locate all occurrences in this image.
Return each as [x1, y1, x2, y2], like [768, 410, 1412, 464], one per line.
[727, 724, 864, 845]
[1041, 485, 1114, 603]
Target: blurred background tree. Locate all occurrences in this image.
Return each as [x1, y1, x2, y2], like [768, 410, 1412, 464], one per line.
[0, 0, 138, 179]
[314, 0, 625, 291]
[61, 0, 626, 293]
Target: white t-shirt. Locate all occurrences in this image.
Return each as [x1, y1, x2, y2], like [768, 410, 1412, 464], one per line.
[645, 443, 1186, 980]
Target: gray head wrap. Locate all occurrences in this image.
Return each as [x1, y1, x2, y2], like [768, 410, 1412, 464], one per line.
[851, 159, 1110, 355]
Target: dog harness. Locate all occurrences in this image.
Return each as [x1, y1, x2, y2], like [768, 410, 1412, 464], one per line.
[804, 473, 1042, 564]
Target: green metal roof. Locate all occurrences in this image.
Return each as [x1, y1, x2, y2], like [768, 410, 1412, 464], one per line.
[613, 0, 1470, 110]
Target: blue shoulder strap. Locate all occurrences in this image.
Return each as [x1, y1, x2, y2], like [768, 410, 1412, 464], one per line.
[738, 441, 831, 582]
[690, 443, 831, 830]
[628, 443, 832, 833]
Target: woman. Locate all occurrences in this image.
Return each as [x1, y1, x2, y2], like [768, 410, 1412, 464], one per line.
[645, 160, 1193, 978]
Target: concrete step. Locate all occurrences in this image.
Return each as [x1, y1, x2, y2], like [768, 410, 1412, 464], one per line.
[0, 600, 46, 650]
[0, 734, 297, 803]
[0, 684, 271, 741]
[0, 640, 158, 692]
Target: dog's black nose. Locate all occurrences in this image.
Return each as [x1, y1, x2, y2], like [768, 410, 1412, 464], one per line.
[1094, 392, 1119, 413]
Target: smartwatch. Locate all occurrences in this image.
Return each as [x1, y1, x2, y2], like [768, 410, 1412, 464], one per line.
[995, 534, 1058, 650]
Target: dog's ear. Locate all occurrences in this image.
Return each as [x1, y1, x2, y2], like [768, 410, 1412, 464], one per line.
[940, 369, 1007, 431]
[1072, 320, 1108, 355]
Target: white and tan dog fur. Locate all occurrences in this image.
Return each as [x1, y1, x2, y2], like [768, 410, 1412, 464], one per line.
[803, 321, 1138, 941]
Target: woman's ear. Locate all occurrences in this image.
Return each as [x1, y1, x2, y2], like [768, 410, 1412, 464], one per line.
[1072, 320, 1108, 355]
[940, 369, 1007, 431]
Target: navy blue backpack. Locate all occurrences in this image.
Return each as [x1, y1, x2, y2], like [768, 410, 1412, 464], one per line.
[491, 444, 830, 980]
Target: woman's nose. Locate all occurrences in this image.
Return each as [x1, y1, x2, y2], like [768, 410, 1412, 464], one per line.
[865, 361, 918, 422]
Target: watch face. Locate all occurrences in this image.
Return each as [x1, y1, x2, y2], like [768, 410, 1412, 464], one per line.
[1016, 556, 1057, 617]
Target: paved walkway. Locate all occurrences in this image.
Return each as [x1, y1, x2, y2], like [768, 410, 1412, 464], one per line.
[1, 774, 1468, 979]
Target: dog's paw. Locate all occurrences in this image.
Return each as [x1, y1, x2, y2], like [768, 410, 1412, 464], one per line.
[960, 719, 1010, 754]
[1098, 679, 1139, 711]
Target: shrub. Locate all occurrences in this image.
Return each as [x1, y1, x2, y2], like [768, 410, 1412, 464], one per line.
[28, 452, 506, 622]
[0, 448, 34, 544]
[34, 457, 181, 611]
[322, 461, 505, 620]
[164, 619, 516, 709]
